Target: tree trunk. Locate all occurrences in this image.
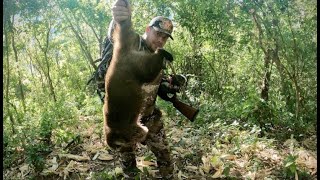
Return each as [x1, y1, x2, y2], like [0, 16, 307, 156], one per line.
[271, 47, 295, 111]
[58, 5, 98, 70]
[4, 21, 16, 134]
[79, 12, 104, 55]
[45, 53, 57, 102]
[286, 10, 303, 121]
[11, 15, 27, 113]
[260, 49, 272, 101]
[34, 23, 57, 102]
[25, 48, 48, 94]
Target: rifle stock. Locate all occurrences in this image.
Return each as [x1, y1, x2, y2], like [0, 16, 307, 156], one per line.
[170, 96, 199, 122]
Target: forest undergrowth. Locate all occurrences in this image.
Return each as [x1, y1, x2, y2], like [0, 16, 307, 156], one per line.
[3, 111, 317, 180]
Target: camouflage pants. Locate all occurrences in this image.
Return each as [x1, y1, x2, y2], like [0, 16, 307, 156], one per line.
[116, 108, 173, 179]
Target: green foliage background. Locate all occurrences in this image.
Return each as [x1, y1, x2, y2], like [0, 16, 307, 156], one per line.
[3, 0, 316, 174]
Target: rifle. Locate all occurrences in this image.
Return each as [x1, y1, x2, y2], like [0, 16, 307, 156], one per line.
[165, 63, 199, 122]
[168, 95, 199, 122]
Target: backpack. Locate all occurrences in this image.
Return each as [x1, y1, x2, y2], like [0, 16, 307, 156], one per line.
[87, 36, 114, 102]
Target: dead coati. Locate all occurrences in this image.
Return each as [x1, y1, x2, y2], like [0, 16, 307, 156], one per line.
[103, 0, 173, 149]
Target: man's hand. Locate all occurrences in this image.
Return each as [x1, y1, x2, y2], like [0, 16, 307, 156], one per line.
[112, 0, 131, 23]
[157, 74, 186, 101]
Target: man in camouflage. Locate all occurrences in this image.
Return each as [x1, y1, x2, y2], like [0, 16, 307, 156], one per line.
[88, 0, 184, 178]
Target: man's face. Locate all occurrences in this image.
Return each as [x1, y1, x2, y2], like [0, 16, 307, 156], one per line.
[145, 27, 170, 52]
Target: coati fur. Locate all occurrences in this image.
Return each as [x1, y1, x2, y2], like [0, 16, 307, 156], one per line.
[103, 0, 173, 149]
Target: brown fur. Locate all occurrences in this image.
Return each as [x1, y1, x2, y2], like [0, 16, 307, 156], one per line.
[103, 3, 173, 149]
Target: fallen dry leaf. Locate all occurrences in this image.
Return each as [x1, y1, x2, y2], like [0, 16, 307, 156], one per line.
[82, 143, 104, 154]
[64, 160, 90, 173]
[58, 154, 90, 161]
[114, 167, 123, 175]
[234, 158, 247, 168]
[254, 168, 273, 179]
[172, 150, 179, 155]
[40, 169, 59, 176]
[92, 151, 100, 160]
[212, 165, 224, 178]
[283, 138, 299, 148]
[174, 146, 186, 153]
[220, 154, 237, 160]
[244, 171, 256, 180]
[177, 170, 182, 179]
[97, 153, 114, 161]
[257, 148, 282, 163]
[296, 149, 317, 174]
[19, 164, 30, 178]
[49, 157, 59, 171]
[178, 170, 188, 180]
[199, 167, 205, 176]
[201, 156, 213, 173]
[139, 160, 156, 167]
[185, 165, 199, 173]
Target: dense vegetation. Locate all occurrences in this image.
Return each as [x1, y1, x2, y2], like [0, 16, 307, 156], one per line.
[3, 0, 316, 179]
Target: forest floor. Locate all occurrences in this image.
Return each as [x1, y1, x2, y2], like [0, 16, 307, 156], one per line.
[3, 113, 317, 180]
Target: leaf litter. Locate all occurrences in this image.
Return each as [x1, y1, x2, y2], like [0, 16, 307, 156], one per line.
[3, 115, 317, 179]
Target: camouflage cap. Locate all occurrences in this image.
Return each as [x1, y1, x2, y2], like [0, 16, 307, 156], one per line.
[148, 16, 174, 40]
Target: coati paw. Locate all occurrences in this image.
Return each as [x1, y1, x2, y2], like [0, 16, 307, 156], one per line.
[106, 132, 129, 150]
[157, 48, 173, 62]
[132, 125, 148, 142]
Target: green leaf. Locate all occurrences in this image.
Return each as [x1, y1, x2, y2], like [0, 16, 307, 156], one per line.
[211, 155, 222, 167]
